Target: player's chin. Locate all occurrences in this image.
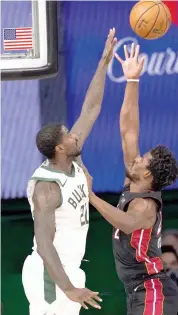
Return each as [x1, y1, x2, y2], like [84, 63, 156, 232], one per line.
[70, 149, 81, 158]
[75, 150, 81, 157]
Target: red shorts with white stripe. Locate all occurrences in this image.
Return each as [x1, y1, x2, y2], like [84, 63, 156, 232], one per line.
[127, 276, 178, 315]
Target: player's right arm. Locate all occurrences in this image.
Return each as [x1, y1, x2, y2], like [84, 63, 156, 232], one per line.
[33, 181, 102, 310]
[115, 44, 145, 184]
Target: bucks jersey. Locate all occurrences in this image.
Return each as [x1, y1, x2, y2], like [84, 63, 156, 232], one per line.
[112, 184, 165, 287]
[27, 161, 89, 268]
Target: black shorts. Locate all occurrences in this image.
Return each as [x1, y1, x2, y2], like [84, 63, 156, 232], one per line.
[126, 276, 178, 315]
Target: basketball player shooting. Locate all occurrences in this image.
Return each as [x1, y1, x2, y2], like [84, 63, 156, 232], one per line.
[85, 43, 178, 315]
[22, 28, 117, 315]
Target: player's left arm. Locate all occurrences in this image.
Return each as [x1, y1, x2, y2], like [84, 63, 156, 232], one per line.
[70, 28, 117, 150]
[90, 194, 156, 234]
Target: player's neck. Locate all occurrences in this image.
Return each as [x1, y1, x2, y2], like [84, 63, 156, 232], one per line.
[48, 157, 73, 175]
[129, 181, 152, 193]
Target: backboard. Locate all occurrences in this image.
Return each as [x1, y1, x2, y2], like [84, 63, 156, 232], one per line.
[1, 1, 58, 80]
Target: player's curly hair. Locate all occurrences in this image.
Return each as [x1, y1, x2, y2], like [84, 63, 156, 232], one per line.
[147, 145, 178, 190]
[36, 123, 64, 159]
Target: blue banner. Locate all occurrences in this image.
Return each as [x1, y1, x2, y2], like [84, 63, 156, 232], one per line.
[64, 1, 178, 192]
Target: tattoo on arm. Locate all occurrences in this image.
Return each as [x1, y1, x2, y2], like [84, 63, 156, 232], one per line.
[33, 181, 75, 292]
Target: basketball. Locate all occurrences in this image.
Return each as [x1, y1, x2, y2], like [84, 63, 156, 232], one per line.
[129, 0, 172, 39]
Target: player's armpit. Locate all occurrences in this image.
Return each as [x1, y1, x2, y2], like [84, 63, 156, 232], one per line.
[126, 198, 157, 232]
[33, 181, 75, 292]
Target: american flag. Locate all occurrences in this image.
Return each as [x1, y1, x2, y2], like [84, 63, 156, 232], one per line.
[3, 27, 33, 51]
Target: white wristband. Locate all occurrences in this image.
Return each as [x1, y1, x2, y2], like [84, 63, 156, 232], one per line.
[127, 79, 139, 82]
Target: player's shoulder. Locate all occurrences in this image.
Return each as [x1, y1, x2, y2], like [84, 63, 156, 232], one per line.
[128, 198, 157, 228]
[129, 197, 157, 214]
[32, 181, 61, 210]
[33, 181, 60, 198]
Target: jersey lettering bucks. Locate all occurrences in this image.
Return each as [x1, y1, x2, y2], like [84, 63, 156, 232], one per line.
[68, 184, 87, 209]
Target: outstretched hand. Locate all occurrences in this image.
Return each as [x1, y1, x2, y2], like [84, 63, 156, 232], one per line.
[66, 287, 102, 310]
[102, 27, 117, 65]
[115, 43, 145, 79]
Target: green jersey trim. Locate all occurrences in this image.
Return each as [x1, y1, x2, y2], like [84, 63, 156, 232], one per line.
[41, 164, 75, 177]
[31, 177, 66, 188]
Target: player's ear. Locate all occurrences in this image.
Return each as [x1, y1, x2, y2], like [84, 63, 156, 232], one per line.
[143, 170, 151, 178]
[55, 144, 65, 154]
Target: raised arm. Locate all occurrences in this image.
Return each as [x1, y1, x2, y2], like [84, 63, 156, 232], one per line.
[33, 181, 101, 310]
[115, 44, 145, 182]
[70, 28, 117, 150]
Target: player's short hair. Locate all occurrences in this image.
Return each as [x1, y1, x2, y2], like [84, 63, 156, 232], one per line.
[36, 123, 64, 159]
[148, 145, 178, 190]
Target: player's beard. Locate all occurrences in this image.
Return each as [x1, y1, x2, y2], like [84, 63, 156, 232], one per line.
[68, 147, 81, 158]
[73, 149, 81, 157]
[125, 168, 133, 180]
[125, 168, 140, 182]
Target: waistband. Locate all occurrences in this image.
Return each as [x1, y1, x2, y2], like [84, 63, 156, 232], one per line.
[124, 271, 167, 294]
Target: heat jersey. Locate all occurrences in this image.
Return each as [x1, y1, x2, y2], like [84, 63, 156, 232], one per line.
[112, 184, 165, 287]
[27, 160, 89, 268]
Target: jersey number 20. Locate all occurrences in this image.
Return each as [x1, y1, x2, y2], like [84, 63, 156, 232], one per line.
[80, 203, 89, 226]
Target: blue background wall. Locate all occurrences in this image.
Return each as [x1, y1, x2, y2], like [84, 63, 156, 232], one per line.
[2, 1, 178, 198]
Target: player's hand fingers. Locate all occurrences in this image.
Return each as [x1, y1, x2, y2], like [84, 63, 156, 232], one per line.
[138, 56, 145, 70]
[130, 43, 135, 58]
[124, 45, 129, 59]
[134, 44, 140, 61]
[110, 27, 115, 40]
[115, 53, 124, 64]
[107, 28, 113, 41]
[87, 289, 99, 296]
[92, 294, 103, 302]
[106, 29, 112, 46]
[112, 37, 118, 48]
[85, 298, 101, 309]
[88, 291, 102, 302]
[80, 302, 88, 310]
[106, 27, 115, 47]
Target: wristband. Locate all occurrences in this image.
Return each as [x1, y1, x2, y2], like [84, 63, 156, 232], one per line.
[127, 79, 139, 82]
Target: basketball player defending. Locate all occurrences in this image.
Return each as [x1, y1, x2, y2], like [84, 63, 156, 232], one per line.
[86, 43, 178, 315]
[22, 28, 117, 315]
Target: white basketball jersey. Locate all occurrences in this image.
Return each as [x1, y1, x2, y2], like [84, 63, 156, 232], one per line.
[27, 161, 89, 268]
